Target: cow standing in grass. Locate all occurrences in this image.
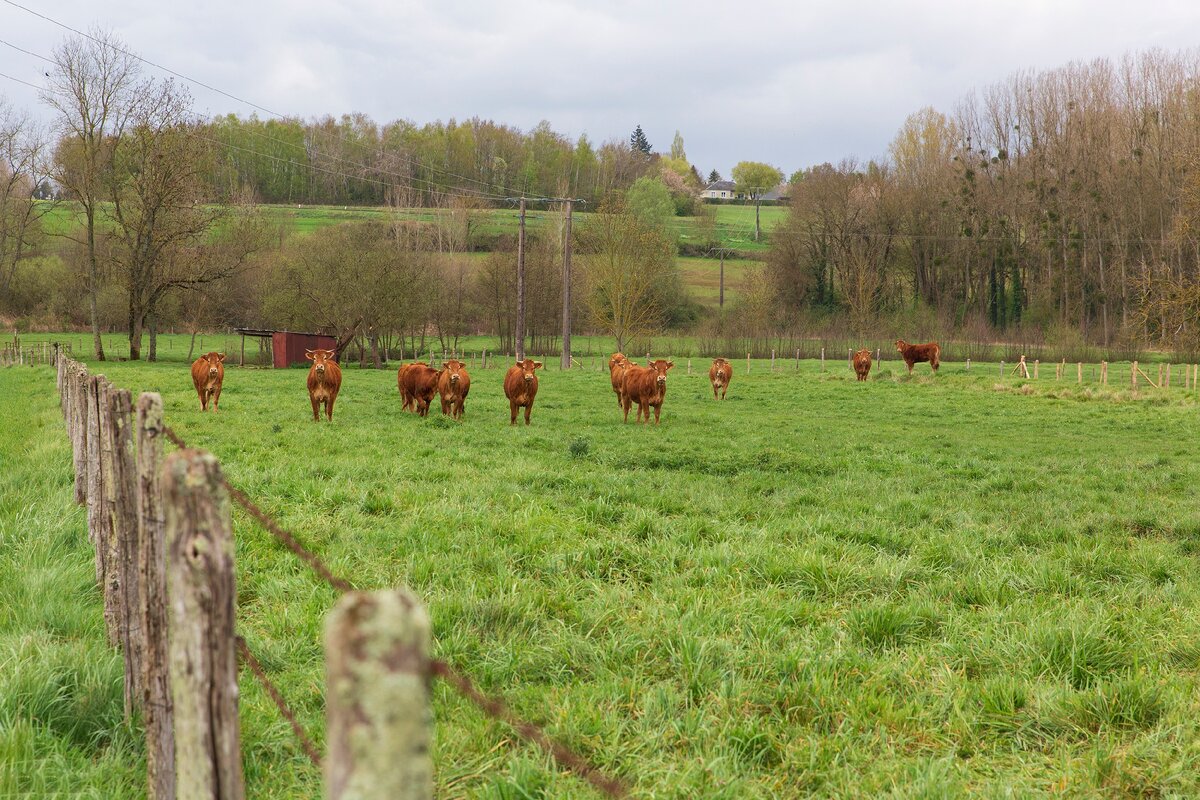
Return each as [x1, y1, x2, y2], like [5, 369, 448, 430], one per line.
[398, 363, 441, 417]
[190, 352, 225, 411]
[709, 357, 732, 399]
[852, 349, 872, 381]
[609, 352, 634, 408]
[504, 359, 542, 425]
[437, 359, 471, 420]
[306, 349, 342, 421]
[895, 340, 940, 375]
[621, 359, 674, 424]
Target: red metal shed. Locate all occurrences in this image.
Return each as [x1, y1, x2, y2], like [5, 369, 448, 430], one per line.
[234, 328, 337, 368]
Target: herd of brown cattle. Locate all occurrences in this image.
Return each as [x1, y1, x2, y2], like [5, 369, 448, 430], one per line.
[190, 339, 942, 422]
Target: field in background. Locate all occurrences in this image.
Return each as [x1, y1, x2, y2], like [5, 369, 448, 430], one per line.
[7, 355, 1200, 796]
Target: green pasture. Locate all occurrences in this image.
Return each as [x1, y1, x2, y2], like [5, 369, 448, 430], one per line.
[36, 200, 785, 251]
[7, 356, 1200, 797]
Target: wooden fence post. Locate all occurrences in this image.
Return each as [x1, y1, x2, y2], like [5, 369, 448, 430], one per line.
[820, 348, 825, 372]
[164, 449, 244, 800]
[84, 375, 117, 644]
[325, 589, 433, 800]
[1034, 359, 1039, 379]
[771, 349, 776, 371]
[72, 365, 88, 506]
[107, 387, 142, 721]
[137, 393, 174, 800]
[1166, 364, 1171, 388]
[1000, 360, 1004, 378]
[966, 358, 970, 372]
[1077, 362, 1082, 384]
[1132, 361, 1138, 388]
[795, 349, 800, 370]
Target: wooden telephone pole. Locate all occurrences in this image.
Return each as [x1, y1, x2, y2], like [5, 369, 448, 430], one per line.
[561, 199, 573, 370]
[516, 198, 526, 362]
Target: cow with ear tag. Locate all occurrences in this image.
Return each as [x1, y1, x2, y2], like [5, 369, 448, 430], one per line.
[436, 359, 471, 420]
[620, 358, 674, 424]
[190, 352, 225, 411]
[305, 348, 342, 421]
[503, 359, 542, 425]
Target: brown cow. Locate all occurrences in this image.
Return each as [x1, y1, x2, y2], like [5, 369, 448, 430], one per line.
[609, 352, 634, 408]
[709, 357, 733, 400]
[895, 340, 940, 375]
[190, 352, 225, 411]
[503, 359, 542, 425]
[436, 359, 471, 420]
[621, 358, 674, 424]
[398, 362, 441, 417]
[306, 348, 342, 421]
[852, 349, 872, 381]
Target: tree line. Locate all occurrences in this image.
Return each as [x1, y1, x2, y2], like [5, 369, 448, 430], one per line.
[764, 49, 1200, 355]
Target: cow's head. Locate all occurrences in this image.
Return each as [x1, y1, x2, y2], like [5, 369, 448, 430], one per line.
[609, 352, 628, 371]
[856, 349, 871, 360]
[515, 358, 543, 383]
[648, 359, 674, 387]
[441, 359, 466, 385]
[894, 339, 907, 353]
[306, 348, 335, 375]
[201, 352, 225, 377]
[713, 359, 727, 383]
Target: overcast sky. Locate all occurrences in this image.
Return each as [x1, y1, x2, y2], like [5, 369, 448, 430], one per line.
[2, 0, 1200, 181]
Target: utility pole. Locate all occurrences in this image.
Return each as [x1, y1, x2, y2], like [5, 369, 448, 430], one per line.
[719, 248, 726, 309]
[561, 199, 573, 370]
[516, 197, 526, 362]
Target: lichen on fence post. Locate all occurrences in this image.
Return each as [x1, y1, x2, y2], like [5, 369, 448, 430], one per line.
[137, 392, 174, 800]
[164, 449, 244, 800]
[107, 387, 142, 721]
[325, 589, 433, 800]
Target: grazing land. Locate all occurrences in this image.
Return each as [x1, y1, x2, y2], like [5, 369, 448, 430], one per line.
[6, 357, 1200, 797]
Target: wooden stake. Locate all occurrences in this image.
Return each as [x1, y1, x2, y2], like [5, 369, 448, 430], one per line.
[325, 590, 433, 800]
[1034, 359, 1039, 379]
[1132, 361, 1137, 388]
[747, 352, 751, 374]
[164, 449, 245, 800]
[137, 393, 174, 800]
[1077, 362, 1082, 384]
[108, 387, 142, 722]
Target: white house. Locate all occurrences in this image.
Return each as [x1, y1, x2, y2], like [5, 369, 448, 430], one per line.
[699, 180, 740, 200]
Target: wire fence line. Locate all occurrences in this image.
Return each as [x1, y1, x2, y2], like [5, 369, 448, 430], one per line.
[49, 345, 628, 799]
[162, 422, 629, 798]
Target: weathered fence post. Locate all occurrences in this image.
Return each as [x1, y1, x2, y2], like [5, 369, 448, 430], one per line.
[1078, 362, 1083, 384]
[820, 347, 825, 372]
[771, 349, 776, 372]
[107, 387, 142, 721]
[746, 353, 750, 375]
[1166, 364, 1171, 389]
[137, 393, 174, 800]
[72, 364, 88, 505]
[325, 589, 433, 800]
[1132, 361, 1138, 388]
[84, 375, 117, 644]
[1158, 363, 1164, 388]
[164, 449, 244, 800]
[687, 358, 691, 375]
[1034, 359, 1040, 379]
[966, 358, 970, 372]
[795, 349, 800, 370]
[1000, 360, 1004, 378]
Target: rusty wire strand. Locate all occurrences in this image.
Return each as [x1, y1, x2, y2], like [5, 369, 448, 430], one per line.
[162, 424, 628, 798]
[236, 636, 323, 769]
[430, 659, 629, 799]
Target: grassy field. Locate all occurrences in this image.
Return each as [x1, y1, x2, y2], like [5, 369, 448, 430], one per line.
[7, 356, 1200, 797]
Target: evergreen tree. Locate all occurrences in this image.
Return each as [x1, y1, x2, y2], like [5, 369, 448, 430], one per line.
[707, 169, 721, 184]
[630, 125, 652, 156]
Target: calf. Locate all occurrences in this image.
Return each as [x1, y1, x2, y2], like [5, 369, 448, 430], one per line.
[306, 348, 342, 421]
[852, 349, 872, 381]
[190, 352, 225, 411]
[621, 358, 674, 424]
[503, 359, 542, 425]
[609, 352, 634, 408]
[895, 340, 940, 375]
[709, 357, 732, 399]
[398, 362, 441, 417]
[436, 359, 471, 420]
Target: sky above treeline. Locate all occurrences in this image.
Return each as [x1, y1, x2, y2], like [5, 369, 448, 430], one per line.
[2, 0, 1200, 183]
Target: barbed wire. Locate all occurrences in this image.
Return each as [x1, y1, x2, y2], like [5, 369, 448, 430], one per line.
[159, 422, 629, 798]
[236, 635, 323, 769]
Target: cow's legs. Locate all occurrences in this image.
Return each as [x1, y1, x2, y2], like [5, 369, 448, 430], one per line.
[653, 404, 661, 424]
[622, 398, 631, 423]
[212, 386, 221, 411]
[325, 397, 335, 421]
[311, 395, 320, 421]
[524, 404, 532, 425]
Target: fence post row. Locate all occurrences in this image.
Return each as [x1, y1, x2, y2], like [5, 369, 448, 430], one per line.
[325, 590, 433, 800]
[164, 449, 245, 800]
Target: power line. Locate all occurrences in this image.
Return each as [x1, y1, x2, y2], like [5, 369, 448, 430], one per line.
[0, 0, 544, 199]
[0, 68, 40, 91]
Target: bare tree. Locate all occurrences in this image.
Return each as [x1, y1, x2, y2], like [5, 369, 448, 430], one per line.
[0, 99, 48, 309]
[578, 201, 675, 351]
[43, 29, 141, 360]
